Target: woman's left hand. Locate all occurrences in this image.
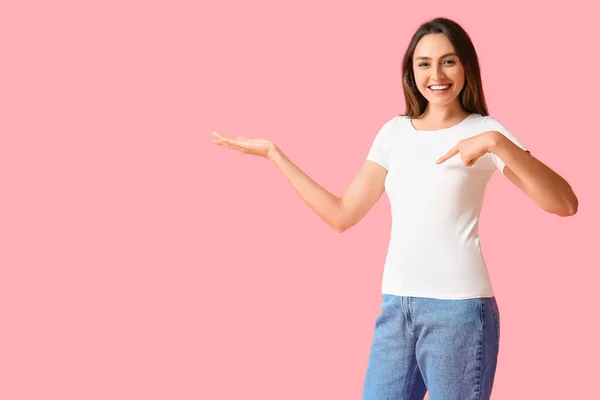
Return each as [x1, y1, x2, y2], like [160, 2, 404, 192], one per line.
[436, 131, 499, 167]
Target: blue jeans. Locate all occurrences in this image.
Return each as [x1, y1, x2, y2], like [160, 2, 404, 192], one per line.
[362, 294, 500, 400]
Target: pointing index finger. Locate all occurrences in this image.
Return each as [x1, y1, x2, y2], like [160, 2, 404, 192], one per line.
[436, 147, 459, 164]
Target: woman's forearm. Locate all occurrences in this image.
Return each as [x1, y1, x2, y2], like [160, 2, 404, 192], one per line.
[268, 145, 343, 232]
[489, 132, 578, 216]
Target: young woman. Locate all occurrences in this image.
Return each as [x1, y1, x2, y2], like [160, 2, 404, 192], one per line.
[211, 17, 578, 400]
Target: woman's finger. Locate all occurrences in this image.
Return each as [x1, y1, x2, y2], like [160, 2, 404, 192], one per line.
[220, 140, 238, 150]
[211, 133, 255, 155]
[221, 140, 247, 153]
[436, 147, 459, 164]
[217, 137, 235, 146]
[227, 138, 249, 150]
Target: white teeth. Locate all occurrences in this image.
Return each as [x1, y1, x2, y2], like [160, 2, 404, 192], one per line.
[430, 85, 450, 90]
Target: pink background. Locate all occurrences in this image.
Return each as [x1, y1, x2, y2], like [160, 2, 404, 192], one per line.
[1, 1, 597, 399]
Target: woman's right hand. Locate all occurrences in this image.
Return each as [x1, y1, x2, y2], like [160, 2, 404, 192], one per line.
[211, 131, 277, 160]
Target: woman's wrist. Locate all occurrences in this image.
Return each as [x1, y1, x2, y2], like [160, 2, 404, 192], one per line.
[267, 143, 281, 162]
[485, 131, 503, 154]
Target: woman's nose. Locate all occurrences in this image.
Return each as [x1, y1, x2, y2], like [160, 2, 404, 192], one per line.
[432, 67, 445, 82]
[432, 69, 446, 81]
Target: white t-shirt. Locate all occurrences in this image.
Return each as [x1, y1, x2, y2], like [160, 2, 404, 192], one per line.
[366, 113, 528, 299]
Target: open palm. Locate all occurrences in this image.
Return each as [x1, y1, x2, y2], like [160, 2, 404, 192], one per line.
[211, 131, 276, 159]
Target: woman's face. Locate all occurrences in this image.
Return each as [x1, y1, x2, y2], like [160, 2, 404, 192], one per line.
[412, 33, 465, 107]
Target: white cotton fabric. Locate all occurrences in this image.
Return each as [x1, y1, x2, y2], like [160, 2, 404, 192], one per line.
[366, 113, 528, 299]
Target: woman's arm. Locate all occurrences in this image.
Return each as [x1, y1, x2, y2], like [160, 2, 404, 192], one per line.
[488, 131, 578, 217]
[269, 145, 387, 232]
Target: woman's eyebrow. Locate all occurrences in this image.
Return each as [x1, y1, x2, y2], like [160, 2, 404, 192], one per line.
[414, 52, 457, 61]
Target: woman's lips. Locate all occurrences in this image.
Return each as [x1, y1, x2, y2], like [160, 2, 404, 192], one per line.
[427, 84, 452, 94]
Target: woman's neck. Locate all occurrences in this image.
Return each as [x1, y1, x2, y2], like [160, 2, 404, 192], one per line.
[417, 103, 469, 121]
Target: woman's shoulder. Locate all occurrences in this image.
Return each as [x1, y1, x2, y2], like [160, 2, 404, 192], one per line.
[384, 115, 412, 134]
[379, 114, 410, 131]
[469, 113, 501, 124]
[473, 114, 515, 132]
[387, 114, 411, 129]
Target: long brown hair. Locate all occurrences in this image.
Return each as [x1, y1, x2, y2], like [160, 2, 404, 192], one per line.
[401, 17, 489, 118]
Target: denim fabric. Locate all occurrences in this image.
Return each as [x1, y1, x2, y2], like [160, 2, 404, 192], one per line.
[362, 294, 500, 400]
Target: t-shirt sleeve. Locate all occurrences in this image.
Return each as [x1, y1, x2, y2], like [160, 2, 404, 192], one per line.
[484, 116, 530, 175]
[366, 119, 394, 170]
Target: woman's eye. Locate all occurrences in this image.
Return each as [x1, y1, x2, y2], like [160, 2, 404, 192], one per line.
[418, 60, 455, 67]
